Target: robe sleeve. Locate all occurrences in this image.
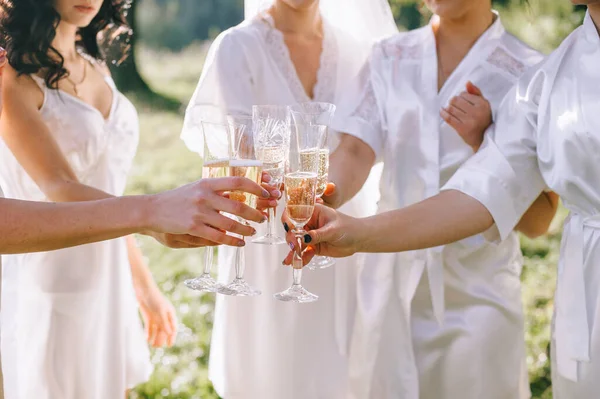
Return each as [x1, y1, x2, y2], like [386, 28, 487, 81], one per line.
[442, 72, 547, 241]
[330, 49, 387, 159]
[180, 30, 255, 155]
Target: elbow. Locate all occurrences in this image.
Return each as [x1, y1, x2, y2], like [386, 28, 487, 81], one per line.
[517, 219, 552, 239]
[40, 178, 79, 202]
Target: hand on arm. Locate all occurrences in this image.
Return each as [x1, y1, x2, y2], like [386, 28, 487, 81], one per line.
[440, 81, 492, 152]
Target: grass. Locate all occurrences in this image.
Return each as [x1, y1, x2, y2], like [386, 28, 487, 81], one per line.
[126, 44, 559, 398]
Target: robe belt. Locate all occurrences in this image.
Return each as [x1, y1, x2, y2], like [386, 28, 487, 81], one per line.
[395, 246, 445, 327]
[555, 212, 600, 381]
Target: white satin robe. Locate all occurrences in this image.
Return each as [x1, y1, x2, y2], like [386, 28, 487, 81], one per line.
[444, 11, 600, 398]
[331, 15, 542, 399]
[181, 15, 381, 399]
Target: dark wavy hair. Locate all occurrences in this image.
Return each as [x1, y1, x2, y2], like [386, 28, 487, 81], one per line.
[0, 0, 132, 89]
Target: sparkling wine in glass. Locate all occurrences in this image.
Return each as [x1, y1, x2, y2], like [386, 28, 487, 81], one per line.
[289, 103, 337, 270]
[274, 123, 326, 303]
[184, 116, 231, 293]
[251, 105, 290, 245]
[218, 115, 263, 297]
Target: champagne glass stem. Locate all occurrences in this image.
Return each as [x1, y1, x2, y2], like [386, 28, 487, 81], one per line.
[203, 248, 214, 276]
[292, 233, 304, 284]
[267, 206, 277, 236]
[234, 244, 245, 280]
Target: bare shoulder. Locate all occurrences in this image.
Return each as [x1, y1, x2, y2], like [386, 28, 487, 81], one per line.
[95, 59, 112, 77]
[1, 64, 44, 109]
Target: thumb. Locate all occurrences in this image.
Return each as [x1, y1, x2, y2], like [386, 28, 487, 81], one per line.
[466, 81, 483, 96]
[303, 224, 334, 247]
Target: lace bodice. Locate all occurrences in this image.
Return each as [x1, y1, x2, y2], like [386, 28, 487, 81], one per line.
[258, 14, 338, 103]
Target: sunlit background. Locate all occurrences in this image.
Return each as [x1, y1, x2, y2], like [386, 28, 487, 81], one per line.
[116, 1, 586, 397]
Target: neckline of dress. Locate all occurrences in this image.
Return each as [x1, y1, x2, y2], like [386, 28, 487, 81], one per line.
[258, 13, 337, 103]
[430, 11, 505, 99]
[32, 56, 118, 123]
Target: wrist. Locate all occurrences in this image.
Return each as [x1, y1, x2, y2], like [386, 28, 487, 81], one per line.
[352, 215, 377, 253]
[133, 194, 158, 235]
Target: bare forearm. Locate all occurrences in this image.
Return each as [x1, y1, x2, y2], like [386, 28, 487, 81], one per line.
[515, 191, 559, 238]
[127, 235, 157, 295]
[45, 180, 114, 203]
[355, 190, 494, 253]
[327, 135, 375, 208]
[0, 196, 150, 254]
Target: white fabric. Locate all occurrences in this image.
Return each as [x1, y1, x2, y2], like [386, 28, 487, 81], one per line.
[181, 5, 396, 398]
[0, 73, 152, 398]
[443, 11, 600, 398]
[332, 14, 542, 399]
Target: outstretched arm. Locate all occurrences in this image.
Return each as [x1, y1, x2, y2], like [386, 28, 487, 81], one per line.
[0, 177, 272, 254]
[283, 190, 492, 264]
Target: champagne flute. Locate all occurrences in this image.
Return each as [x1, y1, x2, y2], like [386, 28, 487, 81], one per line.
[184, 117, 231, 293]
[274, 122, 327, 303]
[218, 115, 263, 297]
[251, 105, 290, 245]
[289, 102, 337, 270]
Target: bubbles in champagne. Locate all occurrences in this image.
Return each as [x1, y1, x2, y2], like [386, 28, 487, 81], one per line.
[230, 159, 263, 209]
[257, 145, 285, 186]
[299, 148, 329, 197]
[285, 171, 317, 227]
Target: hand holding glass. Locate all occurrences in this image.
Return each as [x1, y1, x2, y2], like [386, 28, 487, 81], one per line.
[274, 123, 327, 303]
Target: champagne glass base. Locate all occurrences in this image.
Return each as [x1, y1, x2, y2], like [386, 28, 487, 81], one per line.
[184, 274, 223, 293]
[306, 256, 336, 270]
[273, 284, 318, 303]
[251, 234, 287, 245]
[218, 278, 261, 297]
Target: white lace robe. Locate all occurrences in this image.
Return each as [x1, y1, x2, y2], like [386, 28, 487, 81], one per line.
[181, 15, 381, 399]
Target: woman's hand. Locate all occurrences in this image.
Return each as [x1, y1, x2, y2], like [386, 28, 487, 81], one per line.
[137, 285, 178, 348]
[281, 204, 361, 267]
[146, 176, 272, 248]
[256, 171, 281, 211]
[440, 81, 492, 152]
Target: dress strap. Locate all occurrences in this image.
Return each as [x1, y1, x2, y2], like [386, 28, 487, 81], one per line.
[29, 75, 47, 91]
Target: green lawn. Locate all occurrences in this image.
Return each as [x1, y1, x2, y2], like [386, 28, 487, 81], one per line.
[127, 45, 560, 399]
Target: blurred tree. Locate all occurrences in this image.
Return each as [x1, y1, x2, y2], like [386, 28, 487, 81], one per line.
[110, 0, 151, 93]
[109, 0, 181, 109]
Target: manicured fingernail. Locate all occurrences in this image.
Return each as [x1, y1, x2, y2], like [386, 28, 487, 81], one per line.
[251, 229, 257, 236]
[272, 190, 281, 198]
[289, 242, 294, 250]
[238, 240, 245, 247]
[282, 260, 287, 265]
[303, 234, 312, 243]
[262, 189, 270, 198]
[263, 174, 272, 182]
[283, 222, 289, 232]
[261, 216, 268, 223]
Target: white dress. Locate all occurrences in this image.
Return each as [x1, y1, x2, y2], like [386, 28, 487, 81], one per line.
[444, 11, 600, 398]
[181, 15, 381, 399]
[331, 14, 542, 399]
[0, 72, 152, 398]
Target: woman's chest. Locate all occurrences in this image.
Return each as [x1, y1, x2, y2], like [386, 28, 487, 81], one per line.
[41, 93, 139, 176]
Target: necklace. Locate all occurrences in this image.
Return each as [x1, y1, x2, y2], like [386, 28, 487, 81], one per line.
[66, 56, 87, 97]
